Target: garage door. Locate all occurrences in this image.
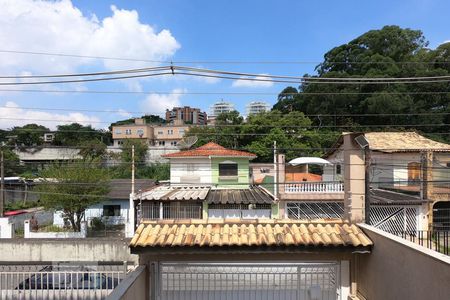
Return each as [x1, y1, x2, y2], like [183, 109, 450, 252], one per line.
[151, 262, 340, 300]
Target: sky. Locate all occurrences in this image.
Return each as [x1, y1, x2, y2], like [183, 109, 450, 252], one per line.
[0, 0, 450, 130]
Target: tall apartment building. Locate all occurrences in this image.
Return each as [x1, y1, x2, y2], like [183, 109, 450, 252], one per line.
[246, 101, 270, 116]
[165, 106, 207, 125]
[208, 101, 235, 125]
[111, 118, 188, 148]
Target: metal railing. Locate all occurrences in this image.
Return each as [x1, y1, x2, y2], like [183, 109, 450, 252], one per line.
[140, 202, 202, 220]
[153, 262, 340, 300]
[388, 230, 450, 256]
[284, 181, 344, 193]
[0, 269, 124, 299]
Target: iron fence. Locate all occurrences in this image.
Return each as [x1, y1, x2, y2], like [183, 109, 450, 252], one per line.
[0, 264, 126, 300]
[152, 262, 340, 300]
[140, 202, 202, 220]
[387, 230, 450, 256]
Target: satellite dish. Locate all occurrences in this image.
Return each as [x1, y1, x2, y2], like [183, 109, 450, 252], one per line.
[177, 136, 198, 149]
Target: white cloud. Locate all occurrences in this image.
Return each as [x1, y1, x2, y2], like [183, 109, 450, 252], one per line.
[140, 89, 185, 114]
[232, 74, 274, 88]
[0, 0, 180, 74]
[115, 108, 132, 118]
[0, 101, 101, 130]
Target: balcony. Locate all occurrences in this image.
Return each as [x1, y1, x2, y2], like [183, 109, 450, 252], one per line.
[280, 181, 345, 201]
[284, 181, 344, 193]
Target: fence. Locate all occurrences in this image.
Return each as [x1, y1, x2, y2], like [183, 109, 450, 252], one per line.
[284, 181, 344, 193]
[387, 230, 450, 256]
[140, 202, 202, 220]
[87, 217, 126, 238]
[152, 262, 340, 300]
[0, 263, 126, 300]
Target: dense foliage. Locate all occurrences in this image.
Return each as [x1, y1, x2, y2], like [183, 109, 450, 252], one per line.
[273, 26, 450, 142]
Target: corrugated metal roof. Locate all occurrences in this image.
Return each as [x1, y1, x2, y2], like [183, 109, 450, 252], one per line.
[130, 220, 372, 248]
[370, 188, 426, 205]
[134, 185, 210, 201]
[108, 179, 154, 199]
[206, 186, 274, 204]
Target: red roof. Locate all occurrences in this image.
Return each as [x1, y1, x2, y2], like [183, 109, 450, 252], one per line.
[162, 142, 256, 158]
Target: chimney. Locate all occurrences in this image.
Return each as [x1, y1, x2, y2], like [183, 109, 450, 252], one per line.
[343, 134, 366, 223]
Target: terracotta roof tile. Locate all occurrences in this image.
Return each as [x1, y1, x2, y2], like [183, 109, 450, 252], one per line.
[162, 142, 257, 158]
[130, 220, 372, 248]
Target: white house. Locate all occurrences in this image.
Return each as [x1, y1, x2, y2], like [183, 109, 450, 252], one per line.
[54, 179, 153, 227]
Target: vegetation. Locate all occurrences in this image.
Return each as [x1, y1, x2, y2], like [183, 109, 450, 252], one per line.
[110, 114, 165, 128]
[10, 124, 50, 147]
[53, 123, 111, 146]
[273, 25, 450, 142]
[36, 160, 110, 231]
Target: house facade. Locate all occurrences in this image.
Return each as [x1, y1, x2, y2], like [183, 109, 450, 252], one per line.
[111, 118, 189, 148]
[323, 132, 450, 231]
[128, 142, 373, 299]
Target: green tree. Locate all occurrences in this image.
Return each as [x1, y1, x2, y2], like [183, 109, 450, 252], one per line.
[1, 147, 24, 176]
[37, 161, 110, 231]
[54, 123, 110, 146]
[11, 124, 49, 147]
[272, 26, 450, 141]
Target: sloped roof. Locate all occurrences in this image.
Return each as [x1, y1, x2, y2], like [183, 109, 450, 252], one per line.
[324, 132, 450, 158]
[130, 220, 372, 248]
[108, 179, 154, 199]
[370, 188, 426, 205]
[134, 185, 210, 201]
[162, 142, 256, 158]
[364, 132, 450, 153]
[206, 186, 274, 204]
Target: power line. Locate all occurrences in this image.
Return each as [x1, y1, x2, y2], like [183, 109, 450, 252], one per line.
[1, 49, 450, 65]
[3, 65, 450, 85]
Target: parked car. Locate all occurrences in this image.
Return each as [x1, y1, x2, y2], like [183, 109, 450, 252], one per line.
[15, 266, 119, 290]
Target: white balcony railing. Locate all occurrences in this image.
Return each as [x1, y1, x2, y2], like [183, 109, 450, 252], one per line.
[284, 181, 344, 193]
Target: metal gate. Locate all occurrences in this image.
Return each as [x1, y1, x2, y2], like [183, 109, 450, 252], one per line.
[151, 262, 340, 300]
[369, 205, 418, 233]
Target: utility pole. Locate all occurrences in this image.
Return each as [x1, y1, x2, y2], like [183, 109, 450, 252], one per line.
[364, 147, 371, 224]
[0, 151, 4, 217]
[273, 141, 278, 198]
[131, 145, 135, 195]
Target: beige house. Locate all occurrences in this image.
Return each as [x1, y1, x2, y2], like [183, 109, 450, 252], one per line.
[111, 118, 189, 148]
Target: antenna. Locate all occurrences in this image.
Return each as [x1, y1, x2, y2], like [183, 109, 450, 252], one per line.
[177, 136, 198, 149]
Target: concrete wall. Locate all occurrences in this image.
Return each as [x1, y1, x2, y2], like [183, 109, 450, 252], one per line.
[0, 218, 14, 238]
[211, 157, 250, 188]
[106, 265, 147, 300]
[0, 239, 138, 263]
[169, 157, 211, 184]
[357, 224, 450, 300]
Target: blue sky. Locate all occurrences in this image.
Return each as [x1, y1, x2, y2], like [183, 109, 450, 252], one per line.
[0, 0, 449, 129]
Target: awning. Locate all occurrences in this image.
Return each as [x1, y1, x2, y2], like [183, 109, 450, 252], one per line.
[130, 220, 373, 248]
[206, 186, 274, 204]
[289, 157, 331, 166]
[134, 185, 210, 201]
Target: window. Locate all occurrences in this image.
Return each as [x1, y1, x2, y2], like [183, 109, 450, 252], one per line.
[170, 141, 177, 146]
[158, 141, 166, 146]
[125, 129, 132, 135]
[136, 129, 144, 136]
[117, 140, 124, 145]
[168, 129, 174, 135]
[219, 163, 238, 177]
[157, 131, 163, 135]
[114, 129, 122, 134]
[336, 164, 342, 175]
[179, 129, 185, 135]
[103, 205, 121, 217]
